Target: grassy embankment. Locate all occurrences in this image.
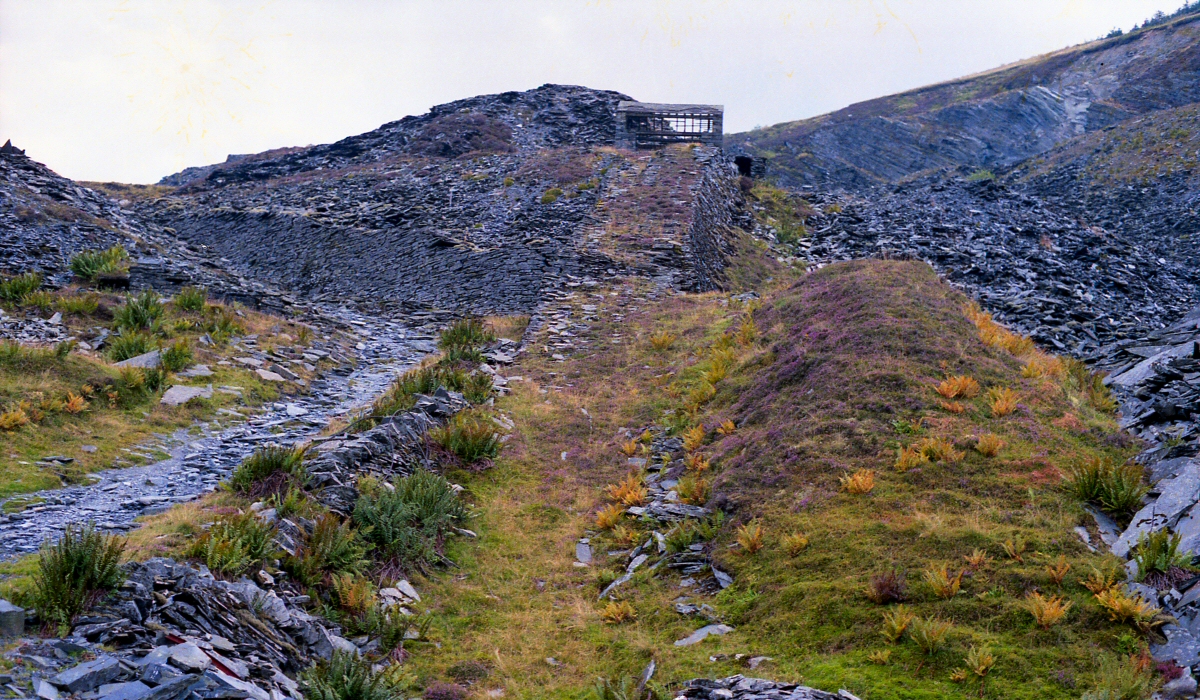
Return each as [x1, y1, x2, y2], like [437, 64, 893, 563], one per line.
[387, 258, 1148, 699]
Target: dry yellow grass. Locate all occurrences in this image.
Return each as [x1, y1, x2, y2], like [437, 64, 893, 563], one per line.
[917, 437, 965, 464]
[987, 387, 1020, 416]
[965, 302, 1036, 356]
[895, 445, 929, 472]
[649, 331, 676, 351]
[937, 400, 966, 414]
[605, 474, 647, 506]
[736, 521, 765, 554]
[595, 504, 626, 530]
[1046, 554, 1071, 585]
[1022, 592, 1072, 629]
[1094, 587, 1161, 629]
[974, 433, 1005, 457]
[682, 424, 706, 452]
[683, 453, 710, 472]
[600, 600, 637, 624]
[923, 564, 963, 599]
[619, 439, 638, 457]
[782, 532, 809, 556]
[936, 375, 981, 399]
[840, 469, 876, 494]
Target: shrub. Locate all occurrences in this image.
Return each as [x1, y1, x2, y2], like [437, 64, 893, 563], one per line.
[649, 331, 676, 351]
[1065, 358, 1119, 413]
[965, 645, 996, 679]
[1022, 591, 1072, 629]
[32, 523, 125, 624]
[735, 317, 757, 345]
[865, 569, 907, 604]
[880, 605, 915, 642]
[330, 573, 377, 614]
[917, 437, 965, 464]
[717, 419, 736, 435]
[461, 372, 493, 404]
[967, 169, 996, 182]
[782, 532, 809, 556]
[160, 339, 193, 373]
[174, 286, 208, 312]
[206, 310, 244, 344]
[70, 246, 128, 280]
[115, 366, 164, 402]
[113, 289, 164, 332]
[736, 521, 765, 554]
[63, 392, 88, 414]
[0, 408, 30, 431]
[430, 412, 502, 466]
[596, 504, 625, 530]
[895, 446, 929, 472]
[1002, 537, 1026, 562]
[439, 317, 495, 352]
[963, 548, 991, 569]
[1133, 529, 1192, 581]
[352, 470, 466, 571]
[682, 425, 706, 452]
[287, 513, 372, 586]
[56, 293, 99, 315]
[0, 272, 43, 304]
[974, 433, 1005, 457]
[600, 600, 637, 624]
[908, 616, 952, 655]
[1065, 457, 1148, 519]
[1094, 587, 1162, 632]
[301, 650, 396, 700]
[189, 513, 277, 576]
[107, 332, 154, 362]
[606, 474, 647, 507]
[23, 290, 54, 311]
[840, 469, 875, 494]
[1082, 565, 1121, 595]
[676, 475, 711, 505]
[619, 439, 638, 457]
[987, 387, 1020, 416]
[936, 375, 980, 399]
[684, 453, 710, 472]
[923, 565, 963, 599]
[540, 187, 563, 204]
[228, 445, 308, 497]
[1081, 653, 1160, 700]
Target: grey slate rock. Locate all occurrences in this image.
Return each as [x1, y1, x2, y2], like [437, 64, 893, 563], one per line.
[674, 623, 734, 647]
[50, 656, 122, 693]
[98, 681, 152, 700]
[115, 350, 161, 369]
[0, 599, 24, 637]
[1153, 625, 1200, 667]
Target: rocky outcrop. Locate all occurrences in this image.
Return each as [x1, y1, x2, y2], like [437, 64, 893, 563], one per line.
[676, 676, 860, 700]
[732, 12, 1200, 190]
[793, 174, 1200, 357]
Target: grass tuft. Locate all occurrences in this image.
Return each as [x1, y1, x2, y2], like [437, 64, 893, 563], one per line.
[840, 469, 875, 494]
[430, 412, 502, 466]
[70, 246, 128, 280]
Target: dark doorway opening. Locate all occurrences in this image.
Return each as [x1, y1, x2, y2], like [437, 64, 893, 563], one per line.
[734, 156, 753, 177]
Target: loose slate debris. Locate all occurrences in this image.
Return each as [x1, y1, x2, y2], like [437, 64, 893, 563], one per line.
[9, 557, 351, 700]
[674, 676, 861, 700]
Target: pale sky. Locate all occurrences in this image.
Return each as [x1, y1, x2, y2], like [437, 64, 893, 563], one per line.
[0, 0, 1186, 183]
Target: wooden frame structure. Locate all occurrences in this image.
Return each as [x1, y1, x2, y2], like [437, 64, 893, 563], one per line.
[615, 102, 724, 149]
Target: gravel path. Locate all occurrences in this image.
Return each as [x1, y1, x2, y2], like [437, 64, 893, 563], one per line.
[0, 310, 437, 559]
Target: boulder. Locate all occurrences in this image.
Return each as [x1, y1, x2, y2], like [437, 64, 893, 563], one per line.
[159, 384, 213, 406]
[116, 350, 161, 369]
[0, 599, 24, 637]
[50, 656, 122, 693]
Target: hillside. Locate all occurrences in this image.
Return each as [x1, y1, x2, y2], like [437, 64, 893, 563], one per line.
[731, 10, 1200, 189]
[3, 18, 1200, 700]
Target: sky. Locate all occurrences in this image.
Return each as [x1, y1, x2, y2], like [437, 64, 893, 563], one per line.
[0, 0, 1188, 183]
